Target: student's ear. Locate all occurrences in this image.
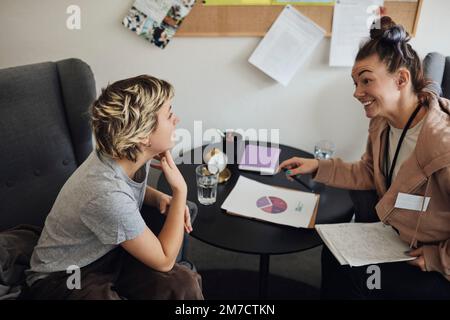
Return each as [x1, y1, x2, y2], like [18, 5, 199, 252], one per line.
[141, 136, 152, 148]
[396, 68, 410, 89]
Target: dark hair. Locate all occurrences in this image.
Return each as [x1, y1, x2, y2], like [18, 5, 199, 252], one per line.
[356, 16, 436, 106]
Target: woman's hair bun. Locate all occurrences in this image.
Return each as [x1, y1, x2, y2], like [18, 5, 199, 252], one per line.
[370, 16, 410, 44]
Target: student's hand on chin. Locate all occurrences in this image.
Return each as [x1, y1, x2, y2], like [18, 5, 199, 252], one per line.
[152, 149, 170, 165]
[160, 150, 187, 194]
[152, 151, 167, 162]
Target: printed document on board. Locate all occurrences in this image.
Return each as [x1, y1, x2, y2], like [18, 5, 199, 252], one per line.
[329, 0, 384, 67]
[249, 5, 325, 86]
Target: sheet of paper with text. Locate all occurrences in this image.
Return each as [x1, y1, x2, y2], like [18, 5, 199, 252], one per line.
[329, 0, 384, 67]
[249, 5, 325, 86]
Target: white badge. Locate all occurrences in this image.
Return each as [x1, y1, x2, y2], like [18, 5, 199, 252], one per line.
[394, 192, 430, 212]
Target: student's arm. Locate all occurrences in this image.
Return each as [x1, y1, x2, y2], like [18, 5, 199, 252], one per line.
[143, 175, 193, 233]
[144, 185, 166, 208]
[121, 151, 188, 272]
[144, 151, 172, 208]
[121, 190, 186, 272]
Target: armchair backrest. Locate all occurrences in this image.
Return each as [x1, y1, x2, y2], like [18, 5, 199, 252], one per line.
[423, 52, 450, 99]
[0, 59, 96, 230]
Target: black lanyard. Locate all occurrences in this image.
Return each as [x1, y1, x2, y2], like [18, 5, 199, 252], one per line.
[384, 104, 422, 189]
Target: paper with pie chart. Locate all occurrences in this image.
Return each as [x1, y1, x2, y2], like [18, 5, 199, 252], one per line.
[221, 176, 319, 228]
[256, 196, 288, 214]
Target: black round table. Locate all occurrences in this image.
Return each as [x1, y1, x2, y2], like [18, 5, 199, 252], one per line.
[157, 143, 354, 298]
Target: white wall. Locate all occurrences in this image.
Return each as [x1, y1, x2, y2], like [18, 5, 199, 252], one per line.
[1, 0, 449, 163]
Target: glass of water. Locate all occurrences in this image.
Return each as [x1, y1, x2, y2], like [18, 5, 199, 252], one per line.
[195, 164, 219, 205]
[314, 140, 336, 160]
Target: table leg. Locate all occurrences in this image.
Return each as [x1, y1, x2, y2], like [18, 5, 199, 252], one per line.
[259, 254, 270, 299]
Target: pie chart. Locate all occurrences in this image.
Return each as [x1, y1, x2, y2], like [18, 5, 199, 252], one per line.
[256, 196, 287, 214]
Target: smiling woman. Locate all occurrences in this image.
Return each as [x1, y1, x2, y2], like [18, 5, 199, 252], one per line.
[352, 16, 432, 129]
[278, 16, 450, 299]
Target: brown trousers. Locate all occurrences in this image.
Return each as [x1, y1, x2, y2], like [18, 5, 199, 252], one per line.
[23, 247, 204, 300]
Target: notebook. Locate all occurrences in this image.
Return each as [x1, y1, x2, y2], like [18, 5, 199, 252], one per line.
[221, 176, 319, 229]
[238, 144, 281, 175]
[315, 222, 416, 267]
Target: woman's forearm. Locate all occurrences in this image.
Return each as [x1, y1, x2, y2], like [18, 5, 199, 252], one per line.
[157, 189, 187, 264]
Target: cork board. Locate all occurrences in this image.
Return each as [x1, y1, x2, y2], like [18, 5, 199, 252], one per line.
[176, 0, 423, 37]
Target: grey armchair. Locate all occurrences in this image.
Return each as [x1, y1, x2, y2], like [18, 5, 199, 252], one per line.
[0, 59, 96, 231]
[0, 59, 96, 299]
[423, 52, 450, 99]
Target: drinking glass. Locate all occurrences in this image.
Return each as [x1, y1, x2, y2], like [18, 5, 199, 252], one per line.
[195, 164, 219, 205]
[314, 140, 336, 160]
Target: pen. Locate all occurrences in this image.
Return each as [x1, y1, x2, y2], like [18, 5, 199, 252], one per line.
[282, 168, 315, 193]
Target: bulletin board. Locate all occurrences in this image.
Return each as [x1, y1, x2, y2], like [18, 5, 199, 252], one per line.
[176, 0, 423, 37]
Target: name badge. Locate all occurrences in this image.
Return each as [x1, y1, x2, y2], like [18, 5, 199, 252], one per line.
[394, 192, 430, 212]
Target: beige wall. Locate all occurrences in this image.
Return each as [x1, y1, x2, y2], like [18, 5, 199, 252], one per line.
[1, 0, 449, 163]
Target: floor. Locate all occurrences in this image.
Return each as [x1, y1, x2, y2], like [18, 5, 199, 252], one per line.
[186, 236, 323, 300]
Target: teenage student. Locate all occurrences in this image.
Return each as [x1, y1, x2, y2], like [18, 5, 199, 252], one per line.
[25, 75, 203, 300]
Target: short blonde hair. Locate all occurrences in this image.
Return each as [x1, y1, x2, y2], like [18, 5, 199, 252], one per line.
[90, 75, 174, 161]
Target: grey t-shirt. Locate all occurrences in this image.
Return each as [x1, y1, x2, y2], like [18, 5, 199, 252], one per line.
[26, 151, 148, 286]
